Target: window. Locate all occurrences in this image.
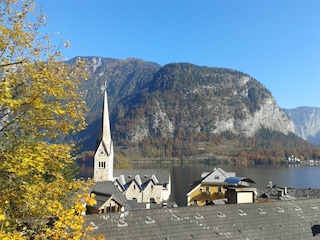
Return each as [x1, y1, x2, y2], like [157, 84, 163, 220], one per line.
[98, 161, 106, 168]
[199, 188, 202, 192]
[133, 184, 136, 190]
[193, 199, 198, 205]
[215, 175, 219, 179]
[206, 186, 210, 192]
[151, 184, 153, 190]
[218, 187, 222, 192]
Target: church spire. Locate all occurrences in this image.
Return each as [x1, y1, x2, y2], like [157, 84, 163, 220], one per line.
[93, 82, 114, 182]
[102, 81, 111, 145]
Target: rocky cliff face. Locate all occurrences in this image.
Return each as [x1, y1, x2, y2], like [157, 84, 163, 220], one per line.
[112, 62, 294, 142]
[215, 97, 294, 137]
[284, 107, 320, 146]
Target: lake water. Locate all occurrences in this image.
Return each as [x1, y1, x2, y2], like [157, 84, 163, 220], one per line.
[78, 163, 320, 207]
[170, 164, 320, 206]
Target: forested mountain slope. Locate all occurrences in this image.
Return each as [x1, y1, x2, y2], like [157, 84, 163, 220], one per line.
[73, 57, 320, 164]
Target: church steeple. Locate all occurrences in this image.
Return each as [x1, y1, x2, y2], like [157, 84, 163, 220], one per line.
[102, 82, 111, 146]
[93, 82, 114, 182]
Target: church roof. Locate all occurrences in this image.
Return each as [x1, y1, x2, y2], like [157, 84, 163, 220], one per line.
[85, 198, 320, 239]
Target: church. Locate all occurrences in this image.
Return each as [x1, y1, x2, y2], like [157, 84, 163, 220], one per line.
[88, 83, 171, 214]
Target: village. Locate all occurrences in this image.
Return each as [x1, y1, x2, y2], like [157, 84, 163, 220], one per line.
[84, 87, 320, 239]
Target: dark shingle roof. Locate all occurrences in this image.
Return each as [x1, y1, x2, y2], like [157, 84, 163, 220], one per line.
[91, 181, 132, 210]
[85, 198, 320, 239]
[91, 192, 112, 209]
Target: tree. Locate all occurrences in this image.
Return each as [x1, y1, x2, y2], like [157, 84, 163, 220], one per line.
[0, 1, 100, 239]
[114, 152, 133, 169]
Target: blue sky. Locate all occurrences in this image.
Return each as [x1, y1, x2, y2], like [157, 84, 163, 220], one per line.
[37, 0, 320, 109]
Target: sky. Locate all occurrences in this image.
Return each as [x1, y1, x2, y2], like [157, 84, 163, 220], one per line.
[36, 0, 320, 109]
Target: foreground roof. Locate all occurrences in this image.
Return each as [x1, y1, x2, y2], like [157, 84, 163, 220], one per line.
[84, 198, 320, 239]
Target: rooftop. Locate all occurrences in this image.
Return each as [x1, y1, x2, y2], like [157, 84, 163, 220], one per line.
[84, 198, 320, 239]
[114, 168, 170, 184]
[91, 181, 132, 211]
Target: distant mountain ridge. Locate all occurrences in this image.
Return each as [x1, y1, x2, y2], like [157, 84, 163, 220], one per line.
[71, 57, 320, 163]
[284, 107, 320, 146]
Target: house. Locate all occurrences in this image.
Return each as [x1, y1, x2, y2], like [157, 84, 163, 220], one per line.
[186, 167, 235, 206]
[114, 169, 171, 204]
[224, 176, 257, 204]
[187, 168, 256, 206]
[84, 198, 320, 239]
[87, 192, 125, 214]
[88, 181, 132, 214]
[226, 187, 257, 204]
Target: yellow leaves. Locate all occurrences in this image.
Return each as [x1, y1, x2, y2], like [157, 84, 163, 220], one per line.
[0, 58, 87, 140]
[0, 208, 6, 221]
[0, 1, 97, 239]
[0, 232, 24, 240]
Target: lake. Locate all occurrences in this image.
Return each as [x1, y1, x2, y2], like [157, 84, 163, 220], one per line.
[78, 163, 320, 207]
[170, 164, 320, 206]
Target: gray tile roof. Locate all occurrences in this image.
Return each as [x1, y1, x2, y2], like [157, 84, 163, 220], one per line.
[84, 198, 320, 239]
[113, 168, 170, 185]
[91, 181, 132, 211]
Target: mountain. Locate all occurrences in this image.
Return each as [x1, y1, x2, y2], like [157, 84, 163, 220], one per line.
[284, 107, 320, 146]
[72, 57, 320, 164]
[113, 62, 294, 141]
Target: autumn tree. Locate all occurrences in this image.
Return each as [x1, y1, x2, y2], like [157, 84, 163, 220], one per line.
[0, 1, 99, 239]
[114, 152, 133, 169]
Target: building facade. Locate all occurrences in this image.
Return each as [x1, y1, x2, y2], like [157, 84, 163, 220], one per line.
[114, 169, 171, 204]
[187, 168, 235, 206]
